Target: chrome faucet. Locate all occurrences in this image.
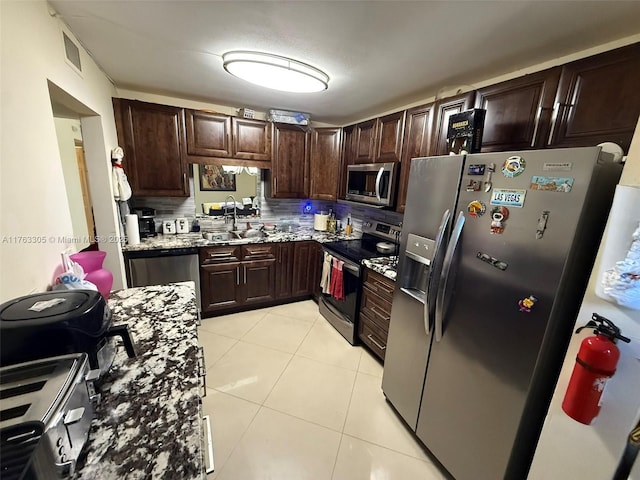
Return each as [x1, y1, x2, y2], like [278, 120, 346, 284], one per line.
[224, 194, 238, 233]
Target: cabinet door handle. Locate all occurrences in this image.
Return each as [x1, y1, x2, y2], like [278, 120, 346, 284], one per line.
[531, 105, 542, 148]
[547, 102, 574, 145]
[236, 268, 240, 285]
[367, 334, 386, 350]
[244, 266, 247, 284]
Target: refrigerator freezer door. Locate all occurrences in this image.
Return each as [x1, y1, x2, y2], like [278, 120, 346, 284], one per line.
[415, 147, 604, 480]
[382, 155, 465, 430]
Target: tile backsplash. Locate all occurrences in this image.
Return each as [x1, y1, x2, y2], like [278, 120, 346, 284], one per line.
[131, 171, 403, 233]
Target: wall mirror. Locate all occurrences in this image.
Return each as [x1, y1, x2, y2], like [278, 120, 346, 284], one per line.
[192, 164, 259, 216]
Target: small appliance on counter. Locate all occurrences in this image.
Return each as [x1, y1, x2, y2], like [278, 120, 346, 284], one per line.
[132, 207, 157, 238]
[0, 353, 96, 478]
[0, 290, 136, 377]
[163, 220, 176, 235]
[175, 217, 190, 234]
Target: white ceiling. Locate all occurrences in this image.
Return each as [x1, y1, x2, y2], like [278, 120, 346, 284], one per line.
[50, 1, 640, 125]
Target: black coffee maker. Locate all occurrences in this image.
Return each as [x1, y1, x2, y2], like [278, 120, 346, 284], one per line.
[132, 207, 157, 238]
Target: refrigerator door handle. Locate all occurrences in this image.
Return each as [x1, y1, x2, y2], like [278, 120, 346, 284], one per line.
[375, 167, 384, 202]
[424, 209, 451, 337]
[435, 211, 465, 342]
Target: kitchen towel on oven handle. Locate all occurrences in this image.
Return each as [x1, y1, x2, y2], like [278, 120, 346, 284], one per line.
[320, 252, 332, 294]
[330, 258, 345, 301]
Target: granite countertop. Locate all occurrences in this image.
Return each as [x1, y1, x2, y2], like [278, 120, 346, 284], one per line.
[74, 283, 203, 480]
[122, 227, 360, 252]
[362, 256, 398, 281]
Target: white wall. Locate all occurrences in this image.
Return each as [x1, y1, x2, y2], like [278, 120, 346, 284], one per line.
[0, 1, 123, 301]
[529, 117, 640, 479]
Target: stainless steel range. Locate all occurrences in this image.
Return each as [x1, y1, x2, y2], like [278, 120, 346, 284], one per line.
[319, 220, 401, 345]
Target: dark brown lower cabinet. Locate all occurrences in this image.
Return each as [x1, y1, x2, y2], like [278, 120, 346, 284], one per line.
[244, 260, 275, 304]
[275, 243, 294, 299]
[200, 262, 242, 311]
[200, 241, 319, 316]
[292, 241, 316, 297]
[358, 268, 395, 361]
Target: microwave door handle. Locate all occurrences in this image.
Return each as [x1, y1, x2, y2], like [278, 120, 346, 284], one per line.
[435, 211, 465, 342]
[425, 209, 451, 337]
[375, 167, 384, 201]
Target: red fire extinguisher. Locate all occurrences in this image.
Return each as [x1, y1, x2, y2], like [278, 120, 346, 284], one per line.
[562, 313, 630, 425]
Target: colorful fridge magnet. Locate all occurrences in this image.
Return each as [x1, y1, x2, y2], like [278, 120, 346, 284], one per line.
[490, 206, 509, 234]
[502, 156, 526, 178]
[529, 176, 574, 193]
[466, 179, 482, 192]
[518, 295, 538, 313]
[490, 189, 526, 208]
[468, 164, 486, 175]
[467, 200, 486, 217]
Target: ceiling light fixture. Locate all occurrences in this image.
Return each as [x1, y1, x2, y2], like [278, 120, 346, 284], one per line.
[222, 51, 328, 93]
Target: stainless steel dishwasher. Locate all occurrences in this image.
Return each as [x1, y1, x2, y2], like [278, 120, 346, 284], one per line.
[126, 247, 201, 310]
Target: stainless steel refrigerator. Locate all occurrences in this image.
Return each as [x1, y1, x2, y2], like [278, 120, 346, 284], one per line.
[382, 147, 622, 480]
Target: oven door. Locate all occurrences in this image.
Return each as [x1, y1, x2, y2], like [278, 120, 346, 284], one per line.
[319, 249, 362, 345]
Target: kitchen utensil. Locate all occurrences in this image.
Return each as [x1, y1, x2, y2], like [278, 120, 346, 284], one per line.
[376, 241, 396, 254]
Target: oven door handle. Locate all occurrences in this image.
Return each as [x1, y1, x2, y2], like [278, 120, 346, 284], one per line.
[322, 249, 360, 277]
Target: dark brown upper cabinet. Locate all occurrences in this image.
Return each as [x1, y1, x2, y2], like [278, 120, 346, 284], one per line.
[184, 111, 272, 167]
[310, 127, 342, 201]
[354, 119, 377, 163]
[113, 98, 189, 197]
[232, 117, 273, 161]
[185, 109, 232, 157]
[431, 91, 476, 156]
[548, 43, 640, 153]
[270, 123, 310, 198]
[396, 103, 434, 213]
[339, 125, 356, 199]
[475, 67, 561, 152]
[375, 111, 406, 163]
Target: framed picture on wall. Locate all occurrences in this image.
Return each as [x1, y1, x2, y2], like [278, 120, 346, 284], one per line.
[200, 164, 236, 191]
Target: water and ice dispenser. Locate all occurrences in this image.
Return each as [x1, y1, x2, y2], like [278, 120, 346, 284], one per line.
[399, 233, 437, 304]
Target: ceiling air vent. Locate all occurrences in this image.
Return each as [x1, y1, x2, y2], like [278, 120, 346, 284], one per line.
[63, 31, 81, 72]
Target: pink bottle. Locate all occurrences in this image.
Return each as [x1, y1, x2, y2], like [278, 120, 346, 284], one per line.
[70, 250, 114, 299]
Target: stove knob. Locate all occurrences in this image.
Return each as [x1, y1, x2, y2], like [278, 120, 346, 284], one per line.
[59, 446, 65, 456]
[56, 437, 63, 447]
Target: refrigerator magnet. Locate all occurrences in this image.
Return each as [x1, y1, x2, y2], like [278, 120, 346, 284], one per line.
[502, 156, 526, 178]
[518, 295, 538, 313]
[490, 206, 509, 234]
[529, 176, 574, 193]
[466, 179, 482, 192]
[468, 164, 486, 175]
[467, 200, 486, 217]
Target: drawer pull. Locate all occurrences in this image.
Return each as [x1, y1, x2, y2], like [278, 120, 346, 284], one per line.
[370, 306, 390, 321]
[367, 334, 386, 350]
[373, 282, 393, 295]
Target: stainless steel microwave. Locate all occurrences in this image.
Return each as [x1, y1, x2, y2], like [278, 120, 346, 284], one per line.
[345, 162, 398, 207]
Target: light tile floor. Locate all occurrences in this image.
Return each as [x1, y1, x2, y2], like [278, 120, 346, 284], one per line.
[199, 299, 446, 480]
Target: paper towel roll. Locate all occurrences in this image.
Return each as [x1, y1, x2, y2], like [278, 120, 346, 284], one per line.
[125, 214, 141, 245]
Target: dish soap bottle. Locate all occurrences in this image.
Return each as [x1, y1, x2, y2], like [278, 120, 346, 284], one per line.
[345, 214, 353, 236]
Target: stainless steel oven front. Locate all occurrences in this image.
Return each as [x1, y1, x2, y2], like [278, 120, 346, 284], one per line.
[319, 249, 362, 345]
